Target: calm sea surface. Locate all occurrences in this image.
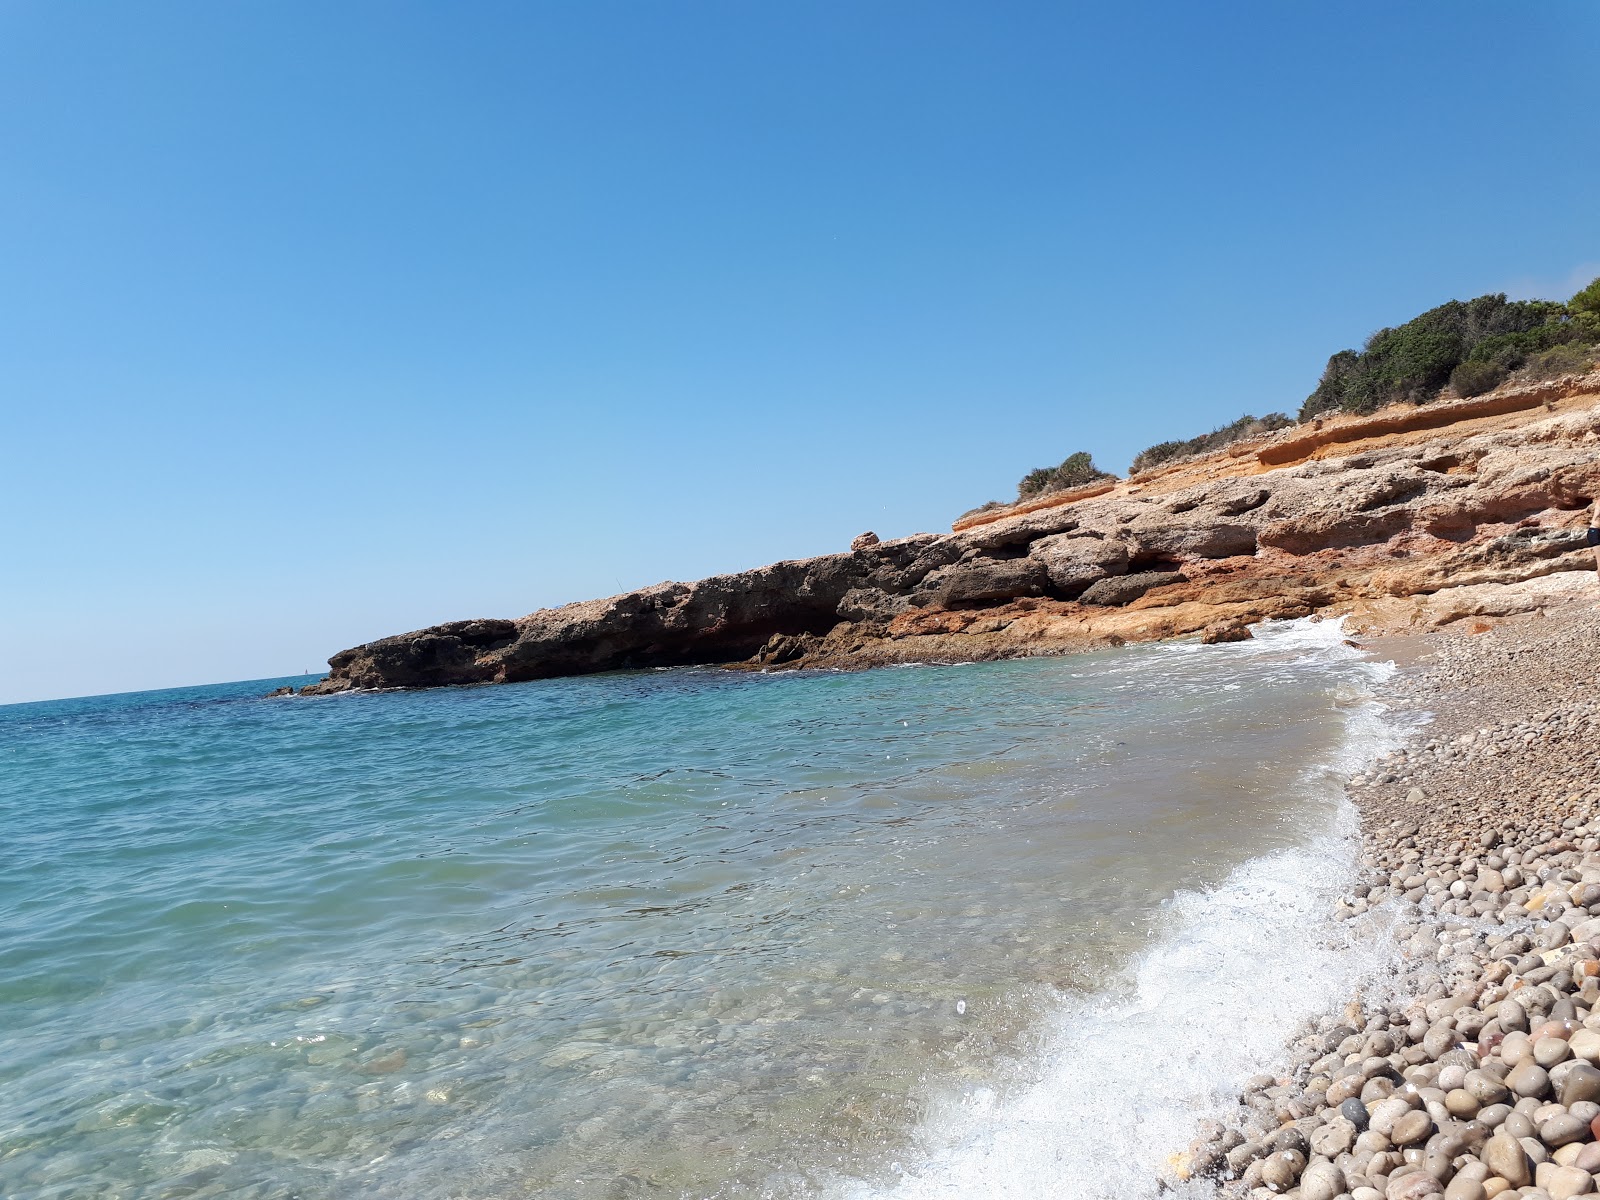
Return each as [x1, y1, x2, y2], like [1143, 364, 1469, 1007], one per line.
[0, 620, 1395, 1199]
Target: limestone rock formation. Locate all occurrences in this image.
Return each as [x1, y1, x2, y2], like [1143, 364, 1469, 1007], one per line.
[300, 374, 1600, 695]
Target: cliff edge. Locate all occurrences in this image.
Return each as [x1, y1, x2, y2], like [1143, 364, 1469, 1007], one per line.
[302, 373, 1600, 695]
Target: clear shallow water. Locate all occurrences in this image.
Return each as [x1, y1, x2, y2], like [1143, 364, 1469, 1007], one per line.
[0, 621, 1393, 1199]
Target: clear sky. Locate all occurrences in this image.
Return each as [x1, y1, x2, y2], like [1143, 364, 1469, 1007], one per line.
[2, 2, 1597, 704]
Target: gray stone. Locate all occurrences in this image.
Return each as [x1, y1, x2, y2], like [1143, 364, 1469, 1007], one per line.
[1561, 1062, 1600, 1106]
[1546, 1164, 1597, 1200]
[1386, 1169, 1445, 1199]
[1509, 1060, 1552, 1099]
[1026, 532, 1128, 595]
[1537, 1036, 1574, 1068]
[1539, 1112, 1589, 1147]
[1483, 1130, 1534, 1187]
[1342, 1095, 1372, 1129]
[1301, 1160, 1345, 1200]
[1260, 1149, 1304, 1192]
[1391, 1109, 1434, 1146]
[1076, 569, 1185, 607]
[1311, 1115, 1357, 1157]
[914, 556, 1050, 608]
[1466, 1069, 1510, 1105]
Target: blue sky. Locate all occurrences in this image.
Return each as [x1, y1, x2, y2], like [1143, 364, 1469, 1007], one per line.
[2, 1, 1597, 703]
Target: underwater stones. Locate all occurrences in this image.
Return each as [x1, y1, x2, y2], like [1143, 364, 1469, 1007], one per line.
[1540, 1036, 1576, 1068]
[1447, 1087, 1482, 1117]
[1445, 1162, 1492, 1200]
[1569, 1030, 1600, 1062]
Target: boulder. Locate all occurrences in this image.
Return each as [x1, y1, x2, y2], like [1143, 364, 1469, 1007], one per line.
[912, 557, 1050, 608]
[1027, 533, 1129, 595]
[1122, 515, 1259, 559]
[1078, 570, 1186, 607]
[835, 587, 911, 623]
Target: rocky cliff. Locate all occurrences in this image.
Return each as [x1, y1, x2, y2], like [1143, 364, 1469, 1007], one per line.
[300, 374, 1600, 695]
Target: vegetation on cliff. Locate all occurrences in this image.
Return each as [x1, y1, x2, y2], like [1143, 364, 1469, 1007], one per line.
[1119, 276, 1600, 482]
[1130, 413, 1293, 475]
[1300, 281, 1600, 417]
[1016, 451, 1115, 500]
[975, 276, 1599, 520]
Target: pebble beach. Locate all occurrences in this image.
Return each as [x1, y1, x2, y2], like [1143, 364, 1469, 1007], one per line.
[1192, 583, 1600, 1200]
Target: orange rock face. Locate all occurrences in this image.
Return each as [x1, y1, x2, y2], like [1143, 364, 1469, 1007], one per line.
[305, 374, 1600, 693]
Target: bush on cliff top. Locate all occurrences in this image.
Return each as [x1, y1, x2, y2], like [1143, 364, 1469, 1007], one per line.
[1300, 294, 1569, 418]
[1016, 451, 1115, 500]
[1572, 277, 1600, 325]
[1299, 286, 1595, 419]
[966, 275, 1600, 524]
[1131, 412, 1293, 475]
[1448, 358, 1506, 398]
[1523, 341, 1599, 380]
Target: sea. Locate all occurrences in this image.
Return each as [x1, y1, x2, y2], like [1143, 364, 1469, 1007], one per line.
[0, 618, 1403, 1200]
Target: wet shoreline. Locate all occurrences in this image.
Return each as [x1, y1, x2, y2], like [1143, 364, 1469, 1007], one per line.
[1191, 594, 1600, 1200]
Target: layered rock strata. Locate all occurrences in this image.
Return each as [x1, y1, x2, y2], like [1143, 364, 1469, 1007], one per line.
[302, 375, 1600, 694]
[1187, 599, 1600, 1200]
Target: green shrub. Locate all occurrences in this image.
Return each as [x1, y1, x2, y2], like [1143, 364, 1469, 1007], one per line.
[1572, 276, 1600, 320]
[1299, 294, 1570, 419]
[1302, 350, 1361, 419]
[1449, 359, 1507, 397]
[1017, 451, 1114, 500]
[1523, 342, 1597, 380]
[1571, 277, 1600, 337]
[1130, 413, 1294, 474]
[1464, 322, 1576, 369]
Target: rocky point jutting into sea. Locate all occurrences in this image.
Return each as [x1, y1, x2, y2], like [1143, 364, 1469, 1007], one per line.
[301, 371, 1600, 695]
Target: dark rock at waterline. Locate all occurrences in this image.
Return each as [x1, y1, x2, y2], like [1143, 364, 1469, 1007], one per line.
[1201, 618, 1254, 644]
[1076, 570, 1186, 607]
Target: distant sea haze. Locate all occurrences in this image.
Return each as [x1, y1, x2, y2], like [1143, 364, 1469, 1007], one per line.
[0, 620, 1399, 1199]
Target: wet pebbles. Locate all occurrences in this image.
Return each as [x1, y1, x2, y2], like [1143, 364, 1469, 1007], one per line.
[1188, 603, 1600, 1200]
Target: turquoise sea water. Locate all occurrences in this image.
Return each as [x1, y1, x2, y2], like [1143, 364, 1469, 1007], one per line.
[0, 622, 1395, 1199]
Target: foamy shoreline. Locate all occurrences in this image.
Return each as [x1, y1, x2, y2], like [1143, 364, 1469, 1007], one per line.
[832, 617, 1401, 1200]
[1188, 590, 1600, 1200]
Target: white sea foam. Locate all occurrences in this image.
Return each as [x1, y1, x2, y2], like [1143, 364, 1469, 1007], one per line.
[829, 617, 1405, 1200]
